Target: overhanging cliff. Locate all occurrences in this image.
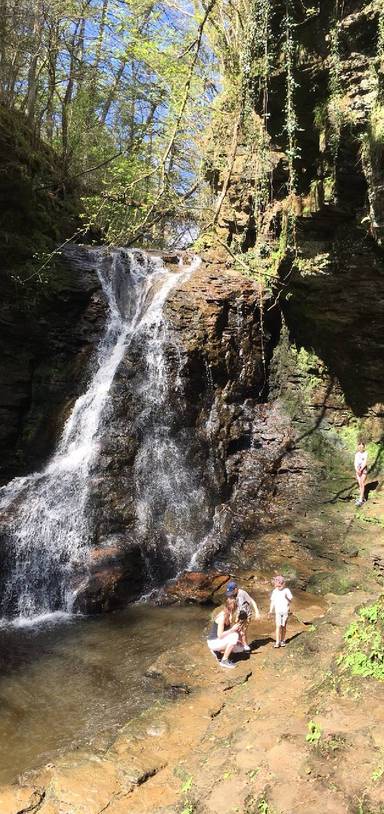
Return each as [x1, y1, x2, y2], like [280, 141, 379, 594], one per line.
[200, 0, 384, 442]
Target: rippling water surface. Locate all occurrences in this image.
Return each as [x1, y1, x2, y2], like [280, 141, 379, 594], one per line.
[0, 604, 206, 784]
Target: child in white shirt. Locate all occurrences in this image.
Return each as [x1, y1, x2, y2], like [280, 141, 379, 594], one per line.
[269, 575, 292, 648]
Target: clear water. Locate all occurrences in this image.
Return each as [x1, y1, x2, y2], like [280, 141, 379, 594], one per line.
[0, 604, 207, 784]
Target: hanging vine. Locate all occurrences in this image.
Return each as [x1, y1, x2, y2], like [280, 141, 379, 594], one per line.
[239, 0, 274, 376]
[377, 0, 384, 91]
[240, 0, 272, 233]
[327, 1, 343, 199]
[360, 0, 384, 245]
[282, 0, 299, 251]
[283, 1, 298, 199]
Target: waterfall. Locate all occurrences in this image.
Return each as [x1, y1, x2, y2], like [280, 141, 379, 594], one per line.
[0, 249, 201, 622]
[133, 278, 209, 572]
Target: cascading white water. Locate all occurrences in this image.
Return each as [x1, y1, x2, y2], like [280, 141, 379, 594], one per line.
[133, 266, 209, 570]
[0, 249, 199, 621]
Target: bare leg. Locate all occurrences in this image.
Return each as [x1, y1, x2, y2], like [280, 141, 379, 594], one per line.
[223, 634, 238, 661]
[274, 620, 280, 647]
[360, 472, 367, 502]
[281, 622, 287, 644]
[239, 623, 250, 647]
[243, 620, 250, 646]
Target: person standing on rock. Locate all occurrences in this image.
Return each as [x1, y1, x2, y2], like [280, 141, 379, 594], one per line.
[207, 597, 243, 669]
[354, 440, 368, 507]
[225, 580, 260, 651]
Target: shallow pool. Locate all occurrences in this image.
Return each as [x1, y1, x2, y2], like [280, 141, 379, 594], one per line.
[0, 604, 207, 784]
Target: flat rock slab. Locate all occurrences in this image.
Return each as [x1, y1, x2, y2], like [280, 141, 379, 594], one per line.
[38, 757, 121, 814]
[291, 588, 328, 623]
[0, 786, 44, 814]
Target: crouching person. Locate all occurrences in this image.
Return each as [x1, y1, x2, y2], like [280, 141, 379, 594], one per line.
[207, 597, 242, 669]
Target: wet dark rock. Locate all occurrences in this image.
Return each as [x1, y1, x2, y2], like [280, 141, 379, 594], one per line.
[160, 254, 180, 265]
[166, 684, 191, 698]
[161, 571, 230, 605]
[282, 225, 384, 422]
[73, 540, 146, 613]
[0, 248, 106, 484]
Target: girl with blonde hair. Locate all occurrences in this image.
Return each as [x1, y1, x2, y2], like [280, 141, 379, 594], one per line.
[206, 597, 244, 669]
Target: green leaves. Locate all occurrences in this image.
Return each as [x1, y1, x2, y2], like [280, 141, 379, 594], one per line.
[180, 775, 193, 793]
[338, 598, 384, 682]
[306, 720, 322, 744]
[3, 0, 215, 247]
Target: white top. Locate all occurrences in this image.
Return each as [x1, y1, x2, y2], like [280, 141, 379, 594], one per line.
[270, 587, 292, 614]
[236, 588, 258, 617]
[354, 451, 367, 472]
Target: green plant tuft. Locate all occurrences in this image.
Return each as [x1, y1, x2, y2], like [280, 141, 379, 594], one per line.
[306, 720, 322, 744]
[181, 775, 193, 793]
[371, 764, 384, 782]
[338, 598, 384, 681]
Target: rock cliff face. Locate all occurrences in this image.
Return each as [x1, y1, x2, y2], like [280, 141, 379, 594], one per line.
[0, 252, 106, 484]
[283, 221, 384, 433]
[202, 0, 384, 442]
[0, 105, 78, 271]
[2, 246, 288, 613]
[75, 253, 348, 610]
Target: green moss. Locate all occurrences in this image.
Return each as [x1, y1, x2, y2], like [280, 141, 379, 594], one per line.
[370, 102, 384, 145]
[355, 512, 384, 530]
[313, 102, 328, 131]
[307, 571, 358, 595]
[323, 176, 335, 203]
[338, 597, 384, 681]
[278, 343, 326, 409]
[193, 229, 216, 254]
[293, 251, 331, 278]
[296, 345, 321, 377]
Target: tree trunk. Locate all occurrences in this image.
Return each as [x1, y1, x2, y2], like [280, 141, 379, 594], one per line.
[25, 0, 44, 124]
